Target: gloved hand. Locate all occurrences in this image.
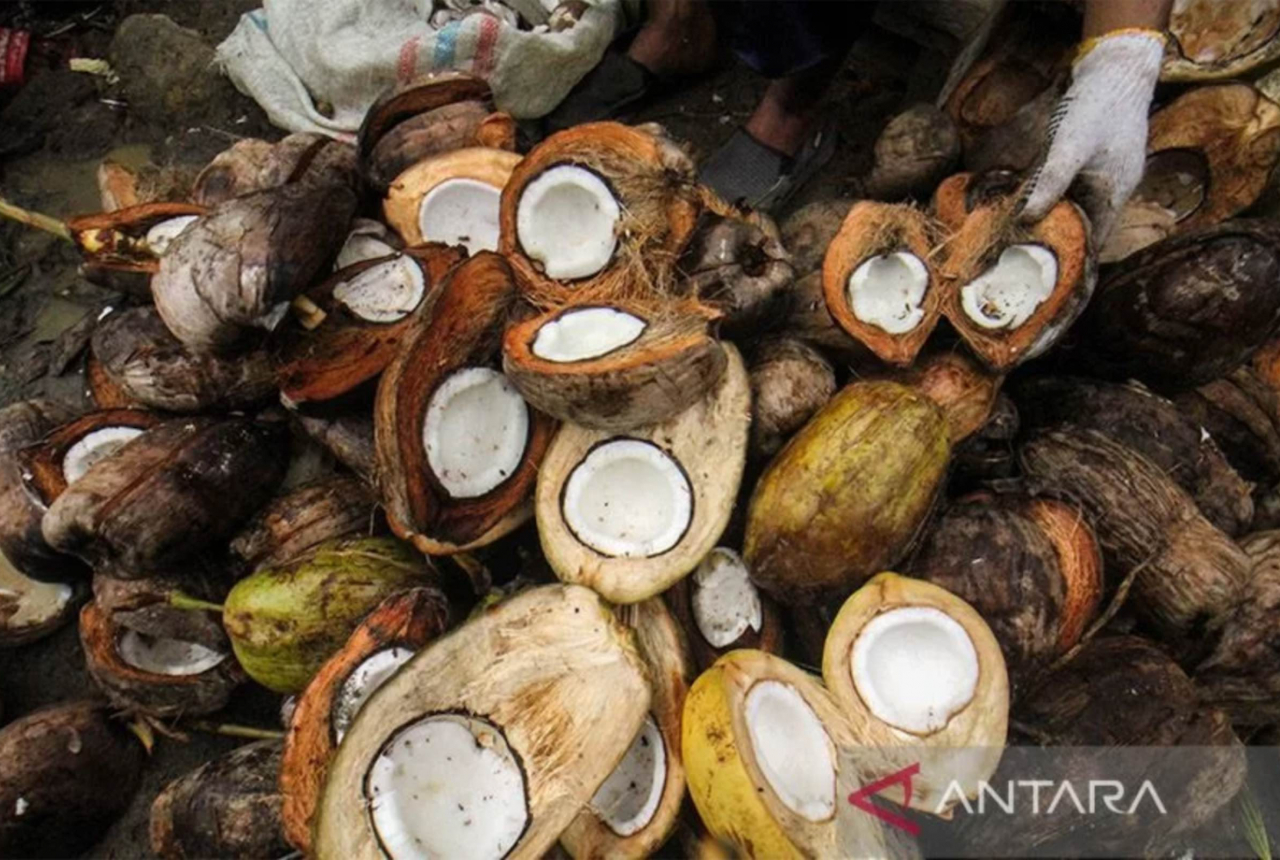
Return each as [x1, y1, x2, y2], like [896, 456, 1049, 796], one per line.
[1020, 29, 1166, 243]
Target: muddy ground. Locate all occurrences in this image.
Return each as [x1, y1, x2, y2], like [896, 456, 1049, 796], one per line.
[0, 2, 921, 855]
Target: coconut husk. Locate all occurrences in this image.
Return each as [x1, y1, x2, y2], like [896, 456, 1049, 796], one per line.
[951, 390, 1021, 492]
[780, 198, 851, 277]
[1175, 366, 1280, 489]
[92, 566, 228, 648]
[367, 101, 517, 193]
[257, 132, 359, 193]
[85, 351, 145, 409]
[887, 348, 1002, 443]
[18, 408, 164, 507]
[191, 138, 276, 206]
[357, 73, 496, 175]
[747, 337, 837, 460]
[0, 551, 82, 647]
[294, 412, 376, 484]
[66, 202, 206, 274]
[963, 85, 1060, 175]
[1163, 0, 1280, 82]
[664, 549, 784, 671]
[382, 147, 521, 247]
[676, 211, 795, 336]
[0, 399, 81, 583]
[864, 103, 962, 201]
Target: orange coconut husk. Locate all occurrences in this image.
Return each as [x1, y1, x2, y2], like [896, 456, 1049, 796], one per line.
[19, 410, 163, 507]
[280, 587, 451, 853]
[86, 354, 145, 410]
[382, 147, 522, 246]
[1163, 0, 1280, 82]
[886, 348, 1003, 442]
[66, 202, 206, 274]
[1023, 497, 1103, 653]
[498, 122, 701, 307]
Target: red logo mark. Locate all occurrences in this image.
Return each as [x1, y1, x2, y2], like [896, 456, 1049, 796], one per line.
[848, 762, 922, 836]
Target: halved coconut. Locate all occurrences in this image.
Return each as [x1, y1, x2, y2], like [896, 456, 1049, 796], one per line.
[335, 218, 405, 270]
[499, 122, 701, 307]
[822, 573, 1008, 816]
[277, 244, 466, 409]
[665, 547, 784, 671]
[281, 588, 451, 853]
[383, 148, 520, 252]
[0, 547, 80, 646]
[92, 566, 228, 649]
[314, 584, 650, 860]
[67, 202, 207, 274]
[19, 409, 162, 508]
[536, 345, 749, 604]
[562, 598, 689, 858]
[503, 299, 727, 431]
[822, 201, 942, 366]
[0, 400, 81, 583]
[80, 600, 241, 717]
[375, 251, 556, 554]
[1163, 0, 1280, 81]
[885, 349, 1002, 443]
[934, 173, 1093, 370]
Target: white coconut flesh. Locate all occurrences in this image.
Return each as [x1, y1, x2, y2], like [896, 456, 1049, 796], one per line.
[0, 553, 72, 627]
[366, 714, 528, 860]
[561, 439, 693, 558]
[423, 367, 530, 499]
[117, 629, 228, 676]
[850, 606, 979, 735]
[418, 178, 502, 255]
[744, 680, 835, 822]
[332, 256, 427, 323]
[332, 646, 416, 743]
[960, 244, 1058, 331]
[144, 216, 199, 256]
[515, 165, 621, 280]
[62, 426, 145, 484]
[590, 713, 667, 837]
[336, 221, 398, 270]
[530, 307, 647, 363]
[847, 252, 929, 335]
[691, 548, 762, 648]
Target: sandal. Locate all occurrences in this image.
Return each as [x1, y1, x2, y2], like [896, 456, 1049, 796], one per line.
[698, 122, 838, 213]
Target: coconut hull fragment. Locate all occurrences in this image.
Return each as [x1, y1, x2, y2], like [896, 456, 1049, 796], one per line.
[0, 400, 81, 583]
[67, 202, 206, 273]
[18, 408, 163, 508]
[747, 337, 837, 460]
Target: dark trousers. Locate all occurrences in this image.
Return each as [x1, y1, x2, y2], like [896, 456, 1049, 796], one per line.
[708, 0, 877, 78]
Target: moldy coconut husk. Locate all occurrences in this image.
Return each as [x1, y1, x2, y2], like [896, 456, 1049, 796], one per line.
[823, 573, 1009, 815]
[376, 251, 555, 554]
[536, 344, 749, 604]
[0, 701, 145, 858]
[18, 408, 163, 508]
[281, 587, 451, 853]
[90, 307, 275, 413]
[1162, 0, 1280, 82]
[1016, 376, 1255, 536]
[0, 549, 80, 646]
[0, 399, 79, 582]
[67, 201, 206, 274]
[42, 417, 288, 577]
[1080, 220, 1280, 391]
[886, 348, 1002, 443]
[223, 535, 437, 693]
[295, 412, 377, 483]
[499, 121, 701, 307]
[1019, 426, 1249, 640]
[152, 182, 358, 353]
[277, 244, 466, 410]
[746, 337, 836, 460]
[151, 739, 290, 860]
[79, 599, 241, 717]
[383, 147, 521, 251]
[92, 565, 228, 648]
[562, 598, 689, 858]
[664, 546, 784, 671]
[934, 172, 1094, 371]
[744, 381, 950, 605]
[1174, 366, 1280, 488]
[503, 298, 726, 432]
[864, 103, 961, 202]
[314, 584, 650, 860]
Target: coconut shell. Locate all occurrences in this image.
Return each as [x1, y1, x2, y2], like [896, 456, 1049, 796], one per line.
[18, 408, 163, 507]
[889, 349, 1002, 443]
[376, 251, 555, 554]
[67, 202, 206, 274]
[90, 307, 275, 412]
[92, 566, 228, 648]
[746, 337, 837, 460]
[295, 412, 376, 484]
[368, 101, 517, 193]
[42, 417, 289, 577]
[358, 73, 495, 172]
[382, 147, 521, 247]
[664, 551, 784, 671]
[1175, 367, 1280, 488]
[191, 138, 276, 206]
[503, 299, 727, 432]
[257, 132, 359, 192]
[0, 701, 145, 857]
[864, 103, 961, 201]
[744, 381, 950, 604]
[677, 211, 795, 336]
[0, 399, 81, 582]
[281, 587, 451, 852]
[1163, 0, 1280, 81]
[0, 551, 81, 647]
[151, 739, 290, 860]
[1016, 376, 1255, 536]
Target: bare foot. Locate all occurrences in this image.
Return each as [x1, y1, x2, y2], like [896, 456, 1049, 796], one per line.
[627, 0, 718, 79]
[744, 58, 841, 157]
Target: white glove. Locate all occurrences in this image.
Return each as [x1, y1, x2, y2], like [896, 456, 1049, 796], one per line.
[1020, 29, 1165, 243]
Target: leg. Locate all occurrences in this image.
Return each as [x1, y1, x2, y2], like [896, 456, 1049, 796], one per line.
[627, 0, 718, 79]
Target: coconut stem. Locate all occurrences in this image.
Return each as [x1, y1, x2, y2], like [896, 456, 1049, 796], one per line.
[291, 294, 327, 330]
[0, 197, 74, 243]
[186, 721, 285, 741]
[168, 591, 225, 613]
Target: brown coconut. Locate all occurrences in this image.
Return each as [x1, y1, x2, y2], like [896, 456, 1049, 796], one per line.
[191, 138, 276, 206]
[677, 210, 795, 336]
[951, 390, 1021, 490]
[664, 547, 784, 671]
[1175, 367, 1280, 488]
[86, 351, 145, 410]
[18, 408, 164, 509]
[294, 412, 377, 484]
[746, 337, 837, 460]
[1163, 0, 1280, 82]
[864, 103, 962, 201]
[0, 400, 80, 583]
[888, 348, 1002, 443]
[256, 132, 359, 193]
[67, 201, 206, 274]
[0, 552, 81, 647]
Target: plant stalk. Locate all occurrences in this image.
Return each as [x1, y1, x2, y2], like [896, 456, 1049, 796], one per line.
[186, 721, 284, 741]
[0, 197, 74, 243]
[168, 591, 225, 613]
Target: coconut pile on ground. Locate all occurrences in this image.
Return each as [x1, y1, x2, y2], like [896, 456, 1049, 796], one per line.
[3, 3, 1280, 853]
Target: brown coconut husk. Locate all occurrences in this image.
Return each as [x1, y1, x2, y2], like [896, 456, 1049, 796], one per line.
[66, 201, 206, 274]
[1163, 0, 1280, 82]
[0, 551, 83, 647]
[1023, 497, 1104, 654]
[86, 352, 145, 409]
[951, 390, 1021, 491]
[1176, 368, 1280, 487]
[0, 400, 81, 583]
[357, 73, 497, 175]
[382, 147, 521, 246]
[92, 566, 228, 648]
[294, 412, 376, 484]
[257, 132, 359, 193]
[865, 103, 962, 201]
[367, 99, 517, 193]
[191, 138, 276, 206]
[887, 348, 1003, 443]
[18, 408, 164, 507]
[746, 337, 837, 460]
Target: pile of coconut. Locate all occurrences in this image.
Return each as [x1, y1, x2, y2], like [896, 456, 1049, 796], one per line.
[3, 2, 1280, 854]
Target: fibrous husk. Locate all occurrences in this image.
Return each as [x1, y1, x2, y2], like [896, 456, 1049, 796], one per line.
[281, 588, 451, 853]
[664, 547, 784, 671]
[67, 202, 206, 274]
[295, 412, 376, 484]
[382, 147, 521, 250]
[42, 417, 289, 577]
[0, 399, 81, 582]
[0, 549, 81, 647]
[1175, 366, 1280, 488]
[190, 138, 276, 206]
[92, 566, 228, 648]
[152, 183, 358, 353]
[90, 307, 275, 413]
[676, 211, 795, 336]
[1162, 0, 1280, 82]
[536, 344, 749, 604]
[376, 251, 555, 554]
[887, 348, 1002, 443]
[256, 132, 360, 193]
[1080, 220, 1280, 391]
[503, 298, 726, 432]
[864, 103, 962, 201]
[151, 739, 290, 860]
[314, 584, 650, 860]
[744, 381, 950, 605]
[86, 351, 145, 409]
[747, 337, 837, 460]
[19, 409, 163, 509]
[963, 85, 1060, 175]
[1016, 376, 1255, 536]
[277, 244, 466, 409]
[0, 701, 145, 858]
[951, 390, 1020, 490]
[1019, 426, 1249, 640]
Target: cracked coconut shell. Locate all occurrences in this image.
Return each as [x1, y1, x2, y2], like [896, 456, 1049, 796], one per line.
[18, 408, 163, 508]
[1163, 0, 1280, 82]
[0, 550, 80, 647]
[664, 547, 784, 671]
[67, 201, 206, 274]
[746, 337, 836, 461]
[0, 399, 80, 583]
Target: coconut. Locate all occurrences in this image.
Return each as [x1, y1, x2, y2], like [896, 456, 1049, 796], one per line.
[90, 306, 275, 412]
[223, 536, 436, 693]
[383, 147, 521, 252]
[67, 201, 206, 274]
[277, 244, 466, 409]
[230, 476, 380, 575]
[257, 132, 360, 193]
[281, 588, 451, 852]
[864, 103, 962, 202]
[503, 298, 727, 432]
[822, 573, 1008, 815]
[536, 344, 749, 604]
[889, 349, 1002, 443]
[562, 598, 689, 858]
[0, 400, 80, 582]
[951, 391, 1021, 491]
[0, 701, 145, 857]
[92, 565, 228, 649]
[42, 417, 289, 577]
[18, 409, 163, 509]
[744, 381, 950, 605]
[152, 182, 358, 353]
[151, 739, 290, 860]
[295, 412, 377, 484]
[1175, 367, 1280, 488]
[1016, 376, 1255, 536]
[334, 218, 404, 271]
[1163, 0, 1280, 81]
[1020, 426, 1249, 639]
[0, 548, 80, 646]
[1081, 220, 1280, 391]
[85, 351, 144, 409]
[664, 547, 784, 671]
[314, 584, 650, 860]
[376, 252, 555, 554]
[677, 211, 795, 336]
[963, 85, 1059, 175]
[191, 138, 276, 206]
[747, 337, 837, 460]
[499, 122, 701, 307]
